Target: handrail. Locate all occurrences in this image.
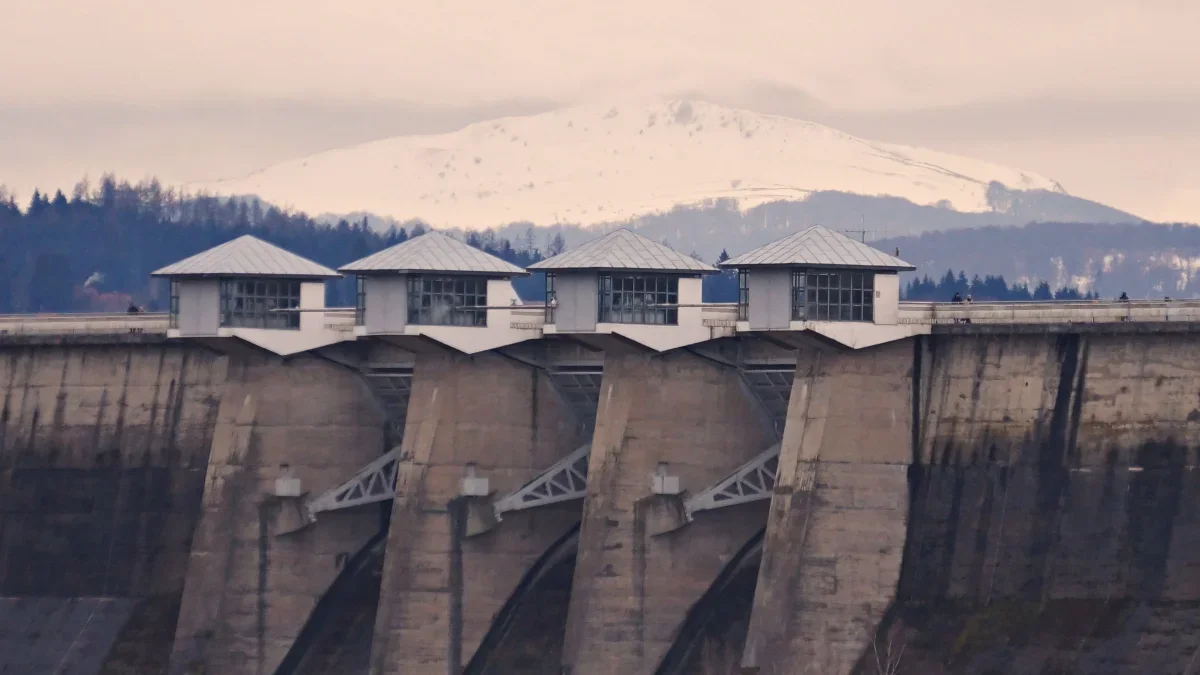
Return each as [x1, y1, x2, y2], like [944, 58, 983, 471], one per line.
[900, 299, 1200, 308]
[0, 312, 169, 336]
[0, 312, 169, 320]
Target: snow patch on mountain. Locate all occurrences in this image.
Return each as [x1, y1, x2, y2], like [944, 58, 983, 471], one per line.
[200, 99, 1064, 230]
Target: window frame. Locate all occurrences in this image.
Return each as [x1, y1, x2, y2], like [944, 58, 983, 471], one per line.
[737, 269, 749, 321]
[219, 278, 302, 330]
[168, 280, 180, 329]
[406, 274, 489, 327]
[791, 269, 874, 323]
[597, 273, 679, 325]
[355, 275, 367, 326]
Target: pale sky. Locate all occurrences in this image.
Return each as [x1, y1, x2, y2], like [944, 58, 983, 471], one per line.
[3, 0, 1199, 221]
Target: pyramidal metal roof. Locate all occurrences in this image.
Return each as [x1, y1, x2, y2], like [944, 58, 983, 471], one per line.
[338, 231, 526, 276]
[528, 229, 716, 273]
[721, 226, 915, 270]
[151, 234, 340, 278]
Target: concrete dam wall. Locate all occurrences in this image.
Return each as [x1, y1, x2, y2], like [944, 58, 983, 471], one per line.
[7, 328, 1200, 674]
[866, 331, 1200, 675]
[0, 343, 225, 674]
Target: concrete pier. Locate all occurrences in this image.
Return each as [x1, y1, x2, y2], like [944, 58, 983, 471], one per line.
[368, 352, 586, 674]
[168, 354, 386, 675]
[561, 350, 775, 674]
[742, 340, 913, 674]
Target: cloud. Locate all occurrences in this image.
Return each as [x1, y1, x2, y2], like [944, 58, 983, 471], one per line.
[5, 0, 1199, 110]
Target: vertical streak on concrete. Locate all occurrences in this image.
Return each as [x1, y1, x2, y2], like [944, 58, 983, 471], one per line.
[257, 503, 270, 675]
[448, 498, 465, 674]
[562, 351, 775, 674]
[743, 340, 913, 675]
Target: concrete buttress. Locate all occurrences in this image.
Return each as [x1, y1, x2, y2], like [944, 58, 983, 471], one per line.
[368, 352, 585, 674]
[560, 350, 776, 674]
[168, 354, 386, 675]
[742, 339, 912, 674]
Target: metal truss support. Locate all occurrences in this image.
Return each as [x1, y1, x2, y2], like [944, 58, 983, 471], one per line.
[361, 365, 413, 439]
[547, 367, 604, 427]
[684, 444, 780, 521]
[739, 365, 796, 437]
[308, 449, 399, 518]
[493, 443, 591, 520]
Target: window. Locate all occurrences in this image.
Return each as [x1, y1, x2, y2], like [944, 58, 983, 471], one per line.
[220, 279, 301, 329]
[792, 270, 874, 322]
[406, 275, 488, 326]
[544, 273, 557, 323]
[168, 280, 180, 329]
[737, 270, 749, 321]
[598, 273, 678, 325]
[355, 276, 367, 326]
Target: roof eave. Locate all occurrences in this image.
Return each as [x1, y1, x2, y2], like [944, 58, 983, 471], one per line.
[529, 265, 718, 275]
[150, 271, 341, 280]
[338, 267, 529, 278]
[719, 262, 915, 272]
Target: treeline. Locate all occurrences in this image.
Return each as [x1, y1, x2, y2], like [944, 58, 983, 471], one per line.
[0, 176, 557, 312]
[0, 175, 1109, 314]
[903, 270, 1099, 302]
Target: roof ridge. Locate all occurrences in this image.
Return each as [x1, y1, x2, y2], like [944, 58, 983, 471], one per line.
[151, 233, 340, 278]
[338, 229, 526, 275]
[720, 224, 914, 270]
[528, 228, 716, 273]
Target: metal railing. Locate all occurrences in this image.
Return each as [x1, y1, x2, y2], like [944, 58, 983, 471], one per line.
[898, 299, 1200, 325]
[509, 306, 547, 329]
[0, 312, 170, 336]
[701, 304, 739, 327]
[321, 308, 357, 332]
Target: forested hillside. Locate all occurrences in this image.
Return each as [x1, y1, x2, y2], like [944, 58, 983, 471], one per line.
[0, 177, 552, 313]
[0, 176, 1121, 314]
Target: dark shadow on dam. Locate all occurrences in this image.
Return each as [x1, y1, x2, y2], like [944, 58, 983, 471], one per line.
[465, 523, 581, 675]
[655, 529, 765, 675]
[275, 526, 389, 675]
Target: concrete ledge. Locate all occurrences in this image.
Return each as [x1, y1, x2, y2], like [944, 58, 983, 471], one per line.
[932, 321, 1200, 336]
[0, 332, 170, 347]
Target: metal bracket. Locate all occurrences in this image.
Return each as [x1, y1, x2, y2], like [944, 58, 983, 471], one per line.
[684, 444, 780, 520]
[493, 443, 591, 519]
[308, 449, 399, 517]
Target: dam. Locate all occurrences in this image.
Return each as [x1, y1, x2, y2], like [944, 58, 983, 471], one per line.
[3, 226, 1200, 675]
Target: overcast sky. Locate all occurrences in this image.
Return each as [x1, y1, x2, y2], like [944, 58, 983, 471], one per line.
[3, 0, 1199, 221]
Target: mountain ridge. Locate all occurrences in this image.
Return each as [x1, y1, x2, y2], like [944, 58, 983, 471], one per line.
[200, 99, 1072, 230]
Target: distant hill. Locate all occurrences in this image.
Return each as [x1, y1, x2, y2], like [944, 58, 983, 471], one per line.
[878, 222, 1200, 299]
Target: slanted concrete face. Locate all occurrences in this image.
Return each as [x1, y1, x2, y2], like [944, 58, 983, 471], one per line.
[368, 352, 586, 674]
[560, 350, 776, 673]
[168, 354, 386, 675]
[742, 339, 913, 675]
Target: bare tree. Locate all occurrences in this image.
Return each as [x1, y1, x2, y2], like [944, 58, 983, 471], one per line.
[870, 621, 908, 675]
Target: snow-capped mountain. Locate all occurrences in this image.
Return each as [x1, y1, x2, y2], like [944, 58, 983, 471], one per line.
[200, 99, 1065, 230]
